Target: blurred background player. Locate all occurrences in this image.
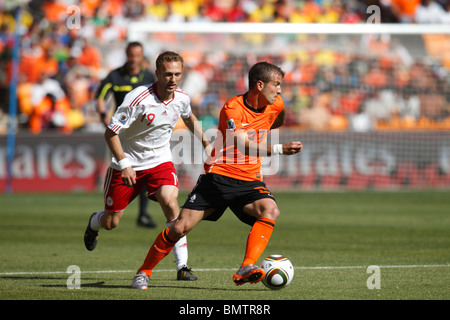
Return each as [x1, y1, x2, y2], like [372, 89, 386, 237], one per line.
[131, 61, 303, 289]
[96, 41, 157, 228]
[85, 51, 212, 281]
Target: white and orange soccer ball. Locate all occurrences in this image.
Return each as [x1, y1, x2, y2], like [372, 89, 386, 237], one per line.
[260, 255, 294, 290]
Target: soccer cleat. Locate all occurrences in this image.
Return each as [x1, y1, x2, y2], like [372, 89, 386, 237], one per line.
[84, 212, 99, 251]
[136, 214, 157, 228]
[232, 264, 265, 286]
[177, 266, 198, 281]
[131, 272, 149, 289]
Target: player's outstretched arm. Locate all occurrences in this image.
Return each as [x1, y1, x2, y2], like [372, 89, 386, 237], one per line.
[182, 113, 212, 156]
[232, 132, 302, 157]
[280, 141, 303, 155]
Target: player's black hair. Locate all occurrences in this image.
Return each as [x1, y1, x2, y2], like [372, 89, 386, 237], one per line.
[248, 62, 284, 89]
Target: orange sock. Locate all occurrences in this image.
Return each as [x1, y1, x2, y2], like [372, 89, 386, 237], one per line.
[138, 228, 176, 277]
[241, 217, 275, 267]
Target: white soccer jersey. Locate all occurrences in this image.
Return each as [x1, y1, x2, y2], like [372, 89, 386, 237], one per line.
[108, 83, 192, 171]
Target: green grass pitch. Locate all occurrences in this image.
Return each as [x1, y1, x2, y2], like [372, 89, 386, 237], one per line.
[0, 191, 449, 303]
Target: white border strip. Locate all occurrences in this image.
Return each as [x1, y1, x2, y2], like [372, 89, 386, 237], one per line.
[128, 22, 450, 39]
[1, 264, 448, 276]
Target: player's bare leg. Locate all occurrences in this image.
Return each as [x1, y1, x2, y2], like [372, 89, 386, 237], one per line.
[84, 210, 123, 251]
[154, 186, 197, 280]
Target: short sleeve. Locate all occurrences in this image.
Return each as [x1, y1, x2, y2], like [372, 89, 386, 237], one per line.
[107, 90, 139, 133]
[108, 105, 135, 134]
[273, 95, 284, 113]
[222, 105, 244, 134]
[180, 98, 192, 119]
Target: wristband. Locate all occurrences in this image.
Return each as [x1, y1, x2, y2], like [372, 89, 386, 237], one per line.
[271, 144, 283, 155]
[118, 158, 131, 170]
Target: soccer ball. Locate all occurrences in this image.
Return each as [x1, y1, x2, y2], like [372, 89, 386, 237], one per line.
[260, 255, 294, 290]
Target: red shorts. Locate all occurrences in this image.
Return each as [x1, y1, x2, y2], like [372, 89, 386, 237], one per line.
[103, 161, 179, 212]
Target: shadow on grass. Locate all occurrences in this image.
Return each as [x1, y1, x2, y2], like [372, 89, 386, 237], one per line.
[0, 275, 264, 291]
[43, 282, 263, 291]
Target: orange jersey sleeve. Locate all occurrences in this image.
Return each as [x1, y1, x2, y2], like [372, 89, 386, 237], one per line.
[204, 94, 284, 181]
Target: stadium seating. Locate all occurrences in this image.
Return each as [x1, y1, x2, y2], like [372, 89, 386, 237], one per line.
[0, 0, 449, 135]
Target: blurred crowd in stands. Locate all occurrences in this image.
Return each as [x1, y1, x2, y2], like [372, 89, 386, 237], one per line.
[0, 0, 450, 135]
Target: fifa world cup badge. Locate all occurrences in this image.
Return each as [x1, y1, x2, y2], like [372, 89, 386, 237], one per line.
[227, 119, 236, 130]
[119, 114, 129, 125]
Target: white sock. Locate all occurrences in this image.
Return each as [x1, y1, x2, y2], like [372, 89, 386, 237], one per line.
[167, 219, 188, 271]
[90, 210, 104, 231]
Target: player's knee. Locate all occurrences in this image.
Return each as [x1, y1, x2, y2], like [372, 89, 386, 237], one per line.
[170, 221, 190, 240]
[262, 205, 280, 221]
[159, 195, 179, 212]
[102, 216, 120, 230]
[101, 211, 122, 230]
[164, 198, 179, 212]
[103, 220, 119, 230]
[156, 187, 178, 208]
[103, 223, 113, 230]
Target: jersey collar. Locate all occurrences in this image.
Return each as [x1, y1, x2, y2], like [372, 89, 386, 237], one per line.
[242, 93, 266, 113]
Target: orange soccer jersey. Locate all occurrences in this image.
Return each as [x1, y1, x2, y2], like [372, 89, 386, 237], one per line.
[204, 94, 284, 181]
